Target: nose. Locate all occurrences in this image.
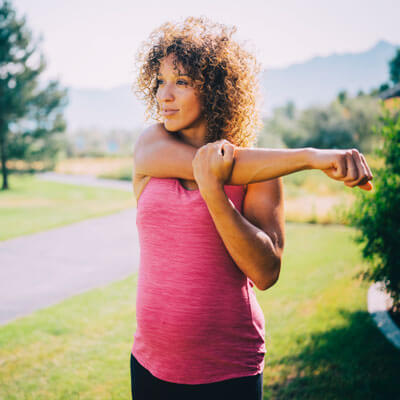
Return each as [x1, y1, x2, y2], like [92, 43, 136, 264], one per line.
[157, 82, 175, 103]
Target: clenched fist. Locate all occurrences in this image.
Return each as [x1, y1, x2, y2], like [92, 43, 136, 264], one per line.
[310, 148, 373, 191]
[192, 139, 236, 192]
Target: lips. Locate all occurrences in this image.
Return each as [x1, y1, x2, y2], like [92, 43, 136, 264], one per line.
[161, 109, 179, 116]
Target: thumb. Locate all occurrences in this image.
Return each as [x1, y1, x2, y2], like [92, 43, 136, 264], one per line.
[358, 181, 373, 191]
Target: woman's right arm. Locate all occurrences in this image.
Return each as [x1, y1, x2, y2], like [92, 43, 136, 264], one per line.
[133, 123, 196, 180]
[133, 123, 373, 189]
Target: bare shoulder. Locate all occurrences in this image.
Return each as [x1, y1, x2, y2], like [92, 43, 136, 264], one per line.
[134, 122, 178, 152]
[132, 123, 170, 202]
[134, 123, 168, 152]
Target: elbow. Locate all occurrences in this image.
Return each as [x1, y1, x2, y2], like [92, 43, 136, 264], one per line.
[259, 257, 281, 291]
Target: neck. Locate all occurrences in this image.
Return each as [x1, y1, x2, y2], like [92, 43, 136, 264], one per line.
[177, 120, 208, 148]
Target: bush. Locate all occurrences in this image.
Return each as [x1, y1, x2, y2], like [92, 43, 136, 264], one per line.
[347, 106, 400, 312]
[261, 95, 383, 153]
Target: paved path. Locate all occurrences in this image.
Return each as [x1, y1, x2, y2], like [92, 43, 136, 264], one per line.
[37, 171, 133, 191]
[368, 282, 400, 350]
[0, 173, 139, 326]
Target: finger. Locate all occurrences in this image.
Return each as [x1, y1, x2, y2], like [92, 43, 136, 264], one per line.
[330, 152, 347, 180]
[358, 181, 373, 191]
[220, 140, 227, 156]
[352, 150, 369, 187]
[343, 151, 358, 186]
[217, 139, 232, 156]
[360, 153, 373, 180]
[222, 142, 235, 162]
[217, 142, 224, 156]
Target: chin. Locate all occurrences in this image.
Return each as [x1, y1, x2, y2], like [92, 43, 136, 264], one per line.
[163, 120, 182, 132]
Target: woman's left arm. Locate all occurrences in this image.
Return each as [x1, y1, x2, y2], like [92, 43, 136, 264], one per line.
[193, 140, 285, 291]
[202, 179, 285, 291]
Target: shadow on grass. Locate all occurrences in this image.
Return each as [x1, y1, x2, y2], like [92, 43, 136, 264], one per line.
[264, 309, 400, 400]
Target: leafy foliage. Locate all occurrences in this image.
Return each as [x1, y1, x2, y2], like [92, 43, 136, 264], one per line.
[347, 107, 400, 311]
[260, 95, 383, 153]
[389, 47, 400, 85]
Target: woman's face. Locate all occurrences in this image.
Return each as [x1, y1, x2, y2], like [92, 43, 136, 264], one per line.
[156, 54, 206, 133]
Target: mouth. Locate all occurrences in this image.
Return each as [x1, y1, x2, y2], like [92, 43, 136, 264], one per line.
[161, 109, 179, 116]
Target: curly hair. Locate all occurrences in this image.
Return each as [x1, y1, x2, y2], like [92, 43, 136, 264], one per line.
[131, 15, 263, 148]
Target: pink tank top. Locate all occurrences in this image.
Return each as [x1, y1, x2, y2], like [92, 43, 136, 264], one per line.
[131, 177, 266, 384]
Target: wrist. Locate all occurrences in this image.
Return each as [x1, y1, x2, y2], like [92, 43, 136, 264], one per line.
[199, 182, 225, 202]
[303, 147, 318, 170]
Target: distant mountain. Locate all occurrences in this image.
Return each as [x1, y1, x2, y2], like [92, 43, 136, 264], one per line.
[64, 40, 398, 132]
[65, 84, 147, 132]
[260, 39, 398, 115]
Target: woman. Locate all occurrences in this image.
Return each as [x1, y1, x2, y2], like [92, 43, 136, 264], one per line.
[130, 16, 373, 400]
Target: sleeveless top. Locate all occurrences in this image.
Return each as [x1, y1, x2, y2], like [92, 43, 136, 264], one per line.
[131, 177, 266, 384]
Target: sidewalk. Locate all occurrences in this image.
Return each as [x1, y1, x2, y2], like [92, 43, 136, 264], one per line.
[0, 173, 139, 326]
[36, 171, 133, 192]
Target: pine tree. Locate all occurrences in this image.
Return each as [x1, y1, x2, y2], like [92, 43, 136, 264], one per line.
[389, 48, 400, 85]
[0, 0, 68, 190]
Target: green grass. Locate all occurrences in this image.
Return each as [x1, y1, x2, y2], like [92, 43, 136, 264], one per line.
[260, 223, 400, 399]
[98, 165, 133, 181]
[0, 275, 138, 400]
[0, 223, 399, 399]
[0, 173, 135, 241]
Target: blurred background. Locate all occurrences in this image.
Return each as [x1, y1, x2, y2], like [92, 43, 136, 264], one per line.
[1, 1, 400, 399]
[2, 0, 400, 223]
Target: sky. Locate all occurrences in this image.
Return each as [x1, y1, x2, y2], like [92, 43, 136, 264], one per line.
[12, 0, 400, 90]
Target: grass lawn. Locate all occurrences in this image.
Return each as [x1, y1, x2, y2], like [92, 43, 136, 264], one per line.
[1, 223, 399, 399]
[0, 173, 135, 241]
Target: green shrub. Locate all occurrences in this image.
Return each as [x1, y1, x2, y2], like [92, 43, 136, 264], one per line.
[347, 107, 400, 311]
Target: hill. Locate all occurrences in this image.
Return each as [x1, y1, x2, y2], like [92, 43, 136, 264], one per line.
[65, 40, 398, 132]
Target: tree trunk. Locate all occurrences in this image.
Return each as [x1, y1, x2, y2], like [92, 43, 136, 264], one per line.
[0, 129, 9, 190]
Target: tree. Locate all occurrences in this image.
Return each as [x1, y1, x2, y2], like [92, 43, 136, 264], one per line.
[0, 0, 68, 190]
[379, 82, 390, 92]
[300, 105, 355, 149]
[337, 90, 347, 104]
[282, 100, 296, 120]
[389, 47, 400, 85]
[261, 94, 381, 153]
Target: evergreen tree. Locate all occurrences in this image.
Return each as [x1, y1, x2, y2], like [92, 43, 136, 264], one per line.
[389, 48, 400, 85]
[0, 0, 68, 190]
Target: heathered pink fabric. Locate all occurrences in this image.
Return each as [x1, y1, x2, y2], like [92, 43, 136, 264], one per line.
[131, 177, 266, 384]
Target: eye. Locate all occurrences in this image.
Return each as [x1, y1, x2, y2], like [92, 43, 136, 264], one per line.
[156, 79, 164, 85]
[177, 80, 188, 85]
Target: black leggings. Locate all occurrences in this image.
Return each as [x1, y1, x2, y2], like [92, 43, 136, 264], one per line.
[130, 353, 263, 400]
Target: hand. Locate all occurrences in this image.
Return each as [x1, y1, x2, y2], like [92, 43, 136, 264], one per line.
[192, 139, 237, 192]
[310, 148, 374, 191]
